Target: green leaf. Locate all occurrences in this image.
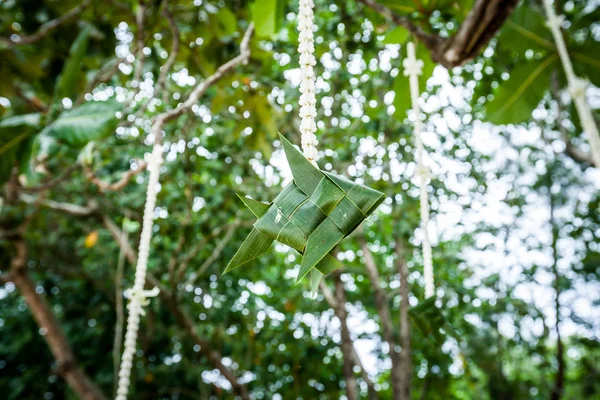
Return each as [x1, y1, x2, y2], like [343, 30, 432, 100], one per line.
[251, 0, 279, 38]
[224, 228, 273, 273]
[498, 6, 554, 53]
[54, 27, 92, 100]
[572, 45, 600, 87]
[486, 54, 558, 125]
[297, 218, 345, 281]
[382, 26, 409, 45]
[393, 74, 411, 120]
[0, 113, 41, 184]
[216, 7, 237, 36]
[45, 101, 121, 147]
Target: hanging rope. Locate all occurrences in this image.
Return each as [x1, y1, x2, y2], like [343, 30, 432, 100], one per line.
[115, 144, 162, 400]
[297, 0, 319, 163]
[543, 0, 600, 167]
[403, 42, 434, 298]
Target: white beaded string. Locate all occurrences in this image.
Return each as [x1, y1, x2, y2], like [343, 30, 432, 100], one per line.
[297, 0, 319, 163]
[403, 42, 434, 298]
[115, 143, 162, 400]
[543, 0, 600, 167]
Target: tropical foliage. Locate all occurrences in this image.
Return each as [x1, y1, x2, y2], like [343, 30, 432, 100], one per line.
[1, 1, 599, 399]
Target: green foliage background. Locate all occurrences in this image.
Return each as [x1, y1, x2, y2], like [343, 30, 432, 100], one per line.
[1, 0, 599, 399]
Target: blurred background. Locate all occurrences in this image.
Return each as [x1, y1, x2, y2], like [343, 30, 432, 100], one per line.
[1, 0, 599, 399]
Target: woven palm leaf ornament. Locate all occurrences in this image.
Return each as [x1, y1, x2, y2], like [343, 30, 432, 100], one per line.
[224, 0, 385, 287]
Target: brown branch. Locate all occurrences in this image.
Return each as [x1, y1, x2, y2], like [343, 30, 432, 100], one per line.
[150, 23, 254, 143]
[332, 272, 359, 400]
[358, 236, 403, 399]
[396, 239, 412, 400]
[133, 1, 147, 85]
[86, 160, 148, 192]
[19, 193, 97, 216]
[9, 239, 107, 400]
[359, 0, 520, 68]
[0, 272, 13, 284]
[0, 0, 92, 47]
[549, 187, 565, 400]
[158, 3, 180, 103]
[357, 0, 441, 51]
[320, 281, 378, 400]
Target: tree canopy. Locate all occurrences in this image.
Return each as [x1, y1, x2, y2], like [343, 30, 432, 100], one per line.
[1, 0, 599, 399]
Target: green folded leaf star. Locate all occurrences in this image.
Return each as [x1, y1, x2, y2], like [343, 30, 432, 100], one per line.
[224, 134, 385, 285]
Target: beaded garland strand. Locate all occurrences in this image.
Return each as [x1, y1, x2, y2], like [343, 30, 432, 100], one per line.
[403, 42, 434, 299]
[115, 144, 162, 400]
[297, 0, 319, 163]
[542, 0, 600, 168]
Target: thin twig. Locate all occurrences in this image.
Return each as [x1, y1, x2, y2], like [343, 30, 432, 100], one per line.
[150, 23, 254, 144]
[187, 220, 241, 284]
[86, 161, 149, 192]
[19, 193, 97, 216]
[320, 281, 378, 399]
[0, 0, 92, 47]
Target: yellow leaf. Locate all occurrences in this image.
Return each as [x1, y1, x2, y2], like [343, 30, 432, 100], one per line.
[85, 231, 98, 248]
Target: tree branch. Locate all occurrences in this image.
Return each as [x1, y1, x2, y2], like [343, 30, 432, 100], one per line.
[396, 239, 412, 400]
[332, 272, 359, 400]
[19, 193, 97, 216]
[0, 0, 92, 47]
[358, 0, 441, 50]
[320, 281, 378, 400]
[9, 238, 107, 400]
[358, 235, 403, 399]
[86, 160, 148, 192]
[359, 0, 519, 68]
[150, 23, 254, 143]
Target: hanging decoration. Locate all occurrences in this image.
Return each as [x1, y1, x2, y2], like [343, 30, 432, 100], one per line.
[115, 144, 162, 400]
[542, 0, 600, 167]
[224, 134, 385, 286]
[403, 42, 434, 298]
[225, 0, 384, 287]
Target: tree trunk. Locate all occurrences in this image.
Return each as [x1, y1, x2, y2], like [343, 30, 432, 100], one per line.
[10, 239, 107, 400]
[333, 272, 359, 400]
[359, 237, 403, 399]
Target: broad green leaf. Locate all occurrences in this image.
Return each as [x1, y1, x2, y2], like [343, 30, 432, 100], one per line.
[0, 113, 41, 184]
[393, 73, 411, 120]
[216, 7, 237, 36]
[572, 45, 600, 87]
[498, 6, 554, 53]
[377, 0, 417, 13]
[45, 101, 121, 147]
[486, 54, 558, 125]
[251, 0, 279, 38]
[54, 27, 92, 100]
[382, 26, 409, 45]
